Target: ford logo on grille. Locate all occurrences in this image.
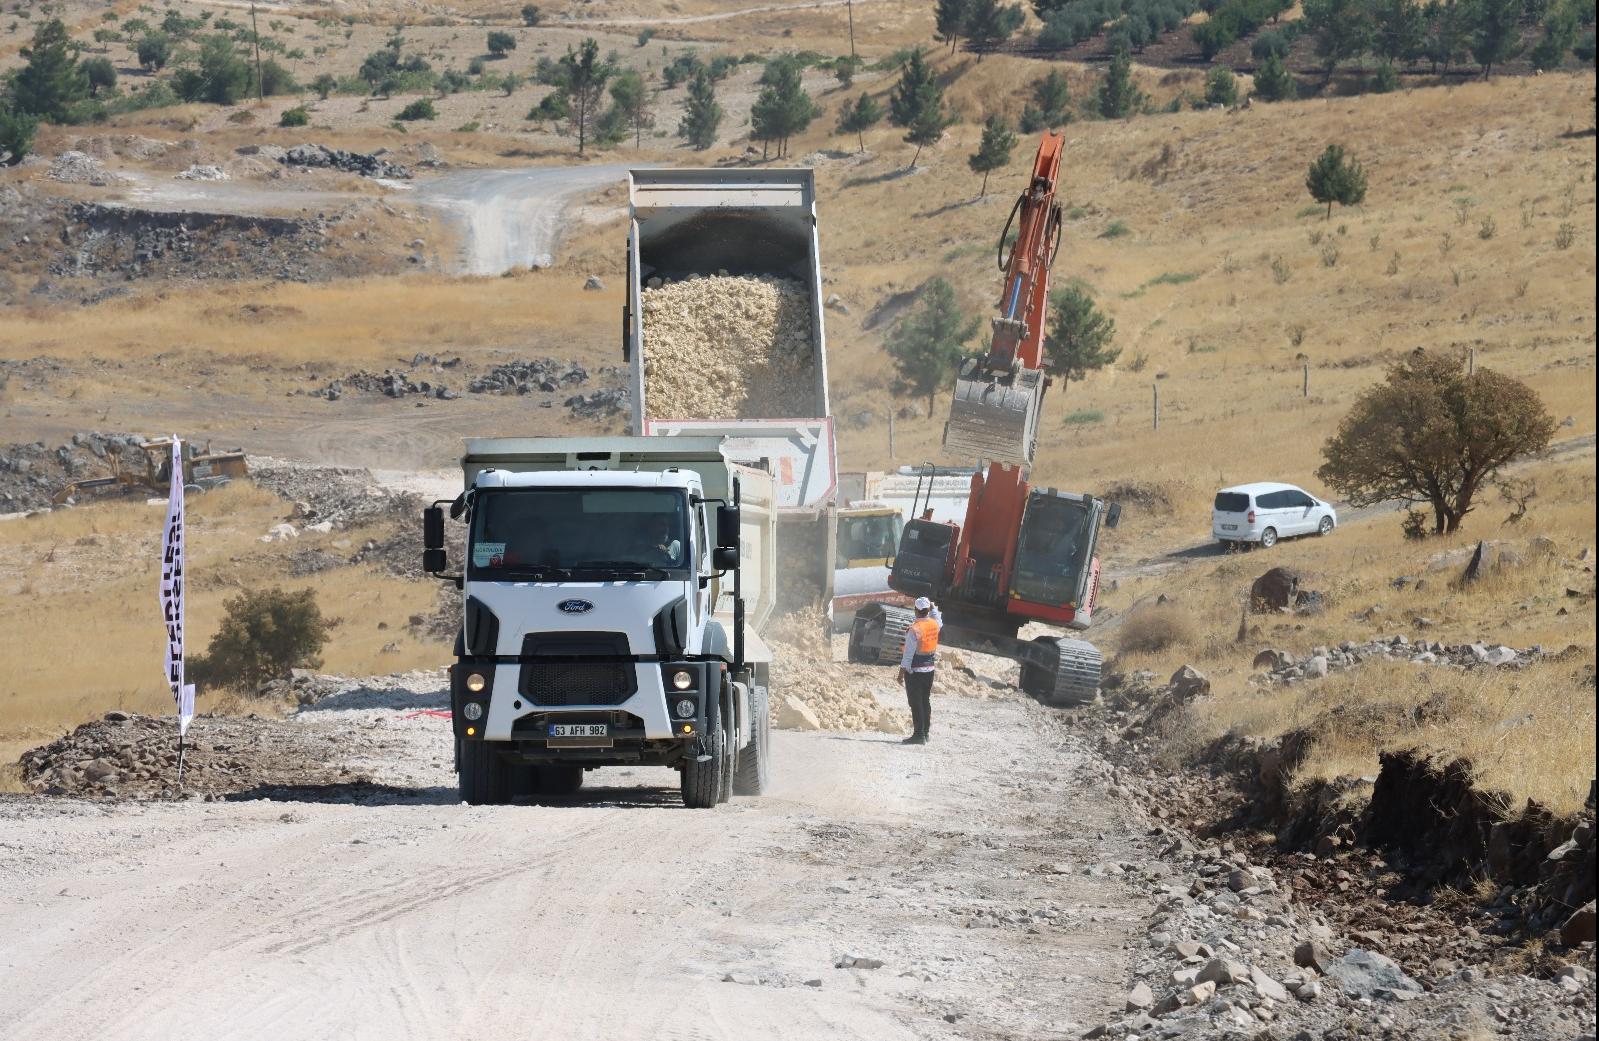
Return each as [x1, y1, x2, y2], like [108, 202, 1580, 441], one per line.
[557, 598, 595, 615]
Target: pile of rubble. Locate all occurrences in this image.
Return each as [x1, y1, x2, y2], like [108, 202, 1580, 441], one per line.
[0, 432, 146, 512]
[565, 388, 629, 419]
[252, 143, 412, 180]
[16, 710, 369, 800]
[767, 610, 907, 733]
[54, 203, 343, 284]
[47, 150, 126, 185]
[467, 358, 591, 395]
[318, 369, 458, 401]
[1250, 635, 1542, 684]
[249, 459, 420, 531]
[175, 164, 229, 182]
[641, 274, 818, 420]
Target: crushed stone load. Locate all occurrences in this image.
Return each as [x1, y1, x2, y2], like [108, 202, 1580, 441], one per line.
[17, 711, 370, 800]
[47, 150, 126, 185]
[642, 274, 818, 420]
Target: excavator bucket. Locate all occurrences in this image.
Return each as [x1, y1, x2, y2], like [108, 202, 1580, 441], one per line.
[942, 358, 1045, 466]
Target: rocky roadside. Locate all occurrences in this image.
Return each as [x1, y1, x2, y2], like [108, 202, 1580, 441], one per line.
[1057, 667, 1598, 1040]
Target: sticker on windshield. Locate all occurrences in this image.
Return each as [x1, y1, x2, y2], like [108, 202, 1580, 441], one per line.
[473, 542, 506, 567]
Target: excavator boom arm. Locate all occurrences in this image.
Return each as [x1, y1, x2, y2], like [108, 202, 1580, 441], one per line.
[988, 132, 1063, 373]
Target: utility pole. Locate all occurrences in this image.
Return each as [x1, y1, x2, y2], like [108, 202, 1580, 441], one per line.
[251, 3, 264, 103]
[847, 0, 857, 61]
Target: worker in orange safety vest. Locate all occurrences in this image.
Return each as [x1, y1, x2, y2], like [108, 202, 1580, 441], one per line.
[896, 596, 941, 745]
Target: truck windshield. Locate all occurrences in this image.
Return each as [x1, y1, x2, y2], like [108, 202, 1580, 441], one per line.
[470, 487, 690, 579]
[1010, 495, 1095, 607]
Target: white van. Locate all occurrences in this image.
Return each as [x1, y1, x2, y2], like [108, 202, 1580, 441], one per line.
[1213, 482, 1337, 548]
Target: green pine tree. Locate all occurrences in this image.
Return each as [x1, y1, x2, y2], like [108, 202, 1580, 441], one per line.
[1044, 285, 1119, 392]
[751, 56, 816, 158]
[890, 49, 937, 126]
[1470, 0, 1526, 74]
[1019, 68, 1071, 132]
[1303, 0, 1374, 85]
[677, 68, 722, 150]
[1252, 51, 1299, 100]
[965, 0, 1025, 58]
[608, 68, 655, 147]
[11, 19, 89, 123]
[0, 104, 40, 167]
[935, 0, 972, 53]
[835, 91, 884, 152]
[1204, 64, 1238, 106]
[886, 277, 981, 415]
[967, 114, 1016, 196]
[556, 38, 615, 155]
[1096, 47, 1146, 119]
[1305, 143, 1368, 219]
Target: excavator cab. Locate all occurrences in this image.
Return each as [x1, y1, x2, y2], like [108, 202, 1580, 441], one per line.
[888, 517, 957, 599]
[1008, 491, 1114, 627]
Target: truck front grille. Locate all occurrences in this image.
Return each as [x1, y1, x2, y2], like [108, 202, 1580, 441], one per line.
[519, 661, 637, 707]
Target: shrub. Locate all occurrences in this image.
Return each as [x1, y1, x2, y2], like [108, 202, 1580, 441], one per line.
[1117, 605, 1196, 654]
[1099, 219, 1132, 238]
[258, 58, 299, 96]
[521, 3, 542, 26]
[312, 72, 338, 99]
[487, 30, 517, 56]
[188, 587, 332, 693]
[397, 97, 437, 120]
[279, 105, 310, 127]
[1063, 409, 1105, 424]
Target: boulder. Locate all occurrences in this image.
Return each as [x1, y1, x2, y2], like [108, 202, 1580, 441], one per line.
[1252, 648, 1290, 671]
[774, 694, 822, 731]
[1250, 567, 1300, 612]
[1250, 966, 1291, 1003]
[1125, 982, 1154, 1010]
[1197, 957, 1251, 986]
[1325, 949, 1423, 1000]
[1168, 665, 1210, 700]
[1562, 901, 1596, 946]
[1294, 940, 1334, 974]
[1456, 540, 1524, 585]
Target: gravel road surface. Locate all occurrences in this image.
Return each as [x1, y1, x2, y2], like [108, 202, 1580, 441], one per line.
[0, 679, 1142, 1041]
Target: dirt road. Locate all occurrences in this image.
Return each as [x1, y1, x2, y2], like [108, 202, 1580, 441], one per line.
[0, 681, 1144, 1041]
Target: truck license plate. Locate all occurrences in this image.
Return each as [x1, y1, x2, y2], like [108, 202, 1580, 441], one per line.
[1221, 524, 1238, 531]
[549, 724, 608, 738]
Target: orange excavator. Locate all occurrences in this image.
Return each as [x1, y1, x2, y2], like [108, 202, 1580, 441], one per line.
[848, 132, 1120, 705]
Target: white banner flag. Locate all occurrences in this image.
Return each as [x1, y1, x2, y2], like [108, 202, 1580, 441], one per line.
[160, 438, 195, 735]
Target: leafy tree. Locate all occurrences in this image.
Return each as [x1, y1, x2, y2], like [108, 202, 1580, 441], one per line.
[555, 38, 615, 155]
[1530, 0, 1580, 69]
[188, 587, 332, 693]
[1252, 27, 1294, 59]
[1368, 0, 1426, 65]
[1096, 46, 1146, 119]
[608, 68, 655, 147]
[886, 277, 981, 415]
[1044, 285, 1119, 392]
[12, 19, 89, 123]
[521, 3, 543, 26]
[1317, 350, 1555, 535]
[1421, 0, 1471, 71]
[935, 0, 972, 52]
[312, 72, 338, 99]
[833, 54, 861, 87]
[967, 114, 1015, 196]
[528, 90, 570, 125]
[173, 35, 252, 105]
[0, 104, 40, 167]
[1470, 0, 1526, 74]
[487, 30, 517, 57]
[663, 52, 704, 88]
[137, 31, 171, 70]
[750, 55, 817, 158]
[966, 0, 1026, 56]
[499, 71, 525, 96]
[1019, 68, 1071, 131]
[1204, 63, 1238, 104]
[397, 97, 437, 120]
[257, 58, 298, 97]
[836, 91, 884, 151]
[1305, 143, 1367, 218]
[889, 49, 936, 126]
[1303, 0, 1373, 83]
[82, 56, 117, 97]
[677, 67, 722, 149]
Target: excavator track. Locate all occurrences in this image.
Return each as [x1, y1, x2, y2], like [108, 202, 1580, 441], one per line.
[847, 604, 916, 667]
[1020, 636, 1101, 707]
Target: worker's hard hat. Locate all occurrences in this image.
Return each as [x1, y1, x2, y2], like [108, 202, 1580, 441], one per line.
[914, 597, 931, 611]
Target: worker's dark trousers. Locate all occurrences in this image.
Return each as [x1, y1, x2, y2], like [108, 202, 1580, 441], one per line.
[905, 671, 935, 737]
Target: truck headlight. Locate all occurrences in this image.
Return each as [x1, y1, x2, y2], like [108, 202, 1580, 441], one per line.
[671, 670, 694, 691]
[675, 698, 696, 719]
[462, 701, 484, 721]
[466, 672, 487, 693]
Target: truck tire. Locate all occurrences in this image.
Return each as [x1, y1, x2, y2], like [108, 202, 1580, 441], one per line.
[458, 738, 511, 805]
[732, 680, 770, 796]
[538, 764, 585, 796]
[717, 685, 736, 805]
[680, 696, 726, 809]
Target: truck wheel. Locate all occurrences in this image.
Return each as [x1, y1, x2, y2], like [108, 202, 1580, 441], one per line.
[732, 681, 770, 796]
[458, 738, 511, 805]
[680, 697, 726, 809]
[538, 765, 585, 796]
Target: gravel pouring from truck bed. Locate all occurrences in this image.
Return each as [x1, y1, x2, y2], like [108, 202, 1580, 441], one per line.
[642, 274, 818, 421]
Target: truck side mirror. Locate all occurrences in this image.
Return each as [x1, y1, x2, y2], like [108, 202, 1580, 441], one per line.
[1106, 502, 1122, 530]
[716, 505, 740, 548]
[713, 546, 739, 571]
[423, 506, 446, 574]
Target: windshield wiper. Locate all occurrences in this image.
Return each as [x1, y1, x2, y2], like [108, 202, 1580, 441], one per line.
[572, 560, 673, 579]
[493, 566, 574, 580]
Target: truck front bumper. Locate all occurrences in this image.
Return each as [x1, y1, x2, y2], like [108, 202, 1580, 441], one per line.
[451, 659, 719, 743]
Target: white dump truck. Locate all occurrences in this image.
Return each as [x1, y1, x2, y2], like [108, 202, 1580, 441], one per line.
[423, 437, 776, 808]
[625, 169, 837, 616]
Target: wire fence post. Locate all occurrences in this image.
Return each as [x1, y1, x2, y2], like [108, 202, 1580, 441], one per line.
[1468, 347, 1476, 375]
[888, 412, 895, 458]
[1152, 383, 1160, 431]
[1302, 361, 1309, 398]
